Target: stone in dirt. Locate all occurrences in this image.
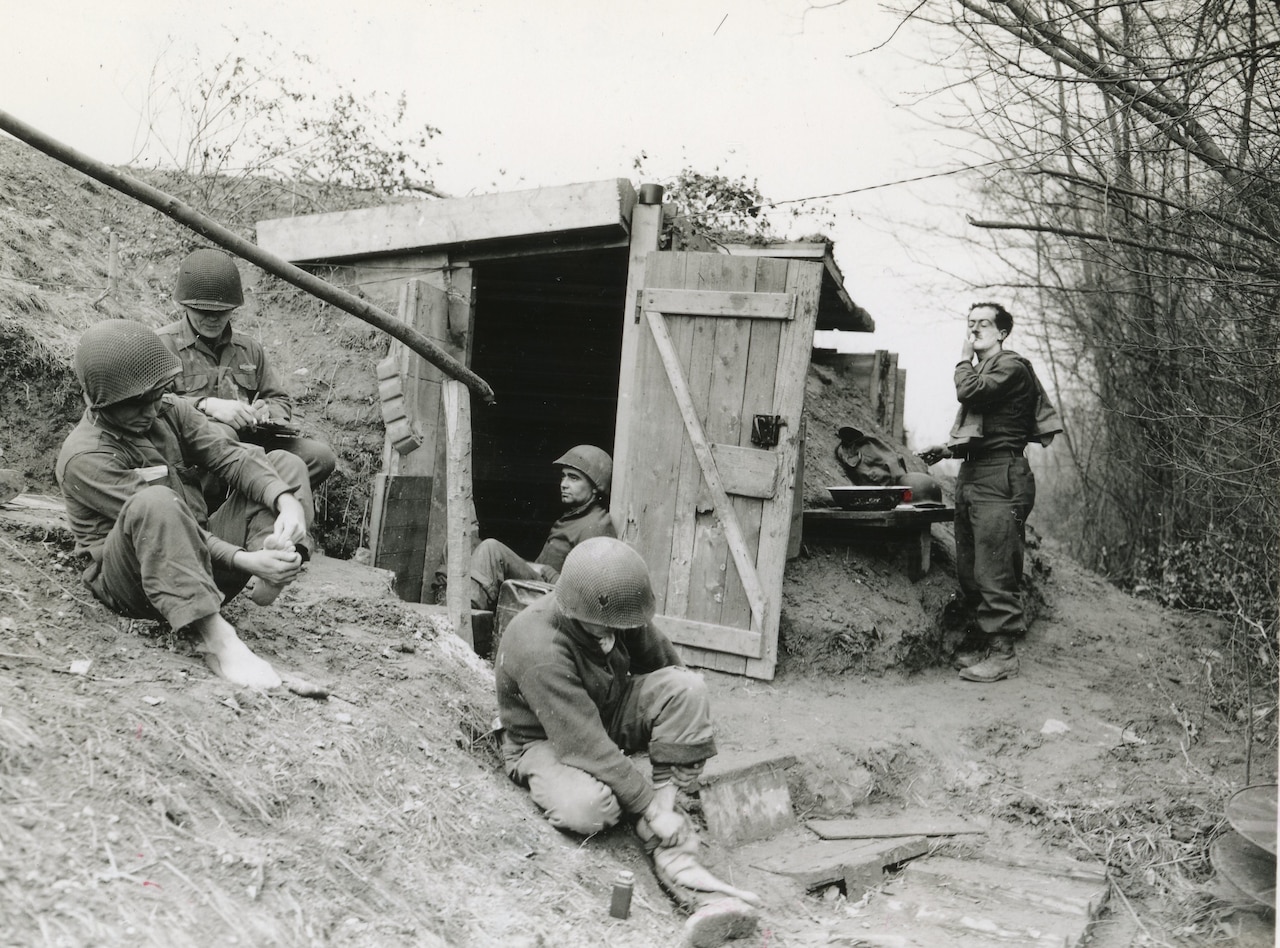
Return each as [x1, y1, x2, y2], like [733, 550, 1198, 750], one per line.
[0, 469, 25, 506]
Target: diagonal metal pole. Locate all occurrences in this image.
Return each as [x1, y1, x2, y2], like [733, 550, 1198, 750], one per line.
[0, 109, 495, 405]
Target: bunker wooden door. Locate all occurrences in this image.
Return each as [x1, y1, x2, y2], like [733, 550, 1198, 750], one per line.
[613, 251, 821, 680]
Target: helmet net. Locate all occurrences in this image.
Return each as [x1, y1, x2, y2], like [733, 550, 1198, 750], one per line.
[174, 248, 244, 311]
[556, 537, 655, 627]
[75, 320, 181, 408]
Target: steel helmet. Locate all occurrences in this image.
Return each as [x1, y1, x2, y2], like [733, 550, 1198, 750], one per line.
[174, 248, 244, 311]
[899, 472, 945, 508]
[555, 537, 656, 628]
[554, 445, 613, 497]
[75, 319, 182, 409]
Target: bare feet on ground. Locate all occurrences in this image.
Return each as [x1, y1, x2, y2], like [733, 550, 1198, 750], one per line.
[191, 613, 282, 689]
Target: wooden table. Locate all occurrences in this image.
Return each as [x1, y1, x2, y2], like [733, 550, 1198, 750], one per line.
[802, 506, 955, 581]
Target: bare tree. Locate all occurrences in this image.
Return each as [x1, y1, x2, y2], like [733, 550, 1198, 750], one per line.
[878, 1, 1279, 650]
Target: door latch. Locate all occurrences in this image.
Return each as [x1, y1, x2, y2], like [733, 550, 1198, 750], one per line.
[750, 414, 786, 448]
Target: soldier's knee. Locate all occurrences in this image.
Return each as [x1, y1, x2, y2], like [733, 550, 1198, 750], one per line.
[544, 784, 623, 835]
[266, 449, 308, 485]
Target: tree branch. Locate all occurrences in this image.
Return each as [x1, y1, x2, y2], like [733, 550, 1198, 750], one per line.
[965, 215, 1279, 277]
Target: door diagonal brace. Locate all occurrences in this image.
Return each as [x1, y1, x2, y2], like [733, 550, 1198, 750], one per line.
[644, 308, 766, 630]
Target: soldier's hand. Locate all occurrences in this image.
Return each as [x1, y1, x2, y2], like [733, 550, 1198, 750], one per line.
[237, 547, 302, 586]
[919, 445, 951, 466]
[644, 807, 688, 847]
[202, 397, 260, 430]
[273, 494, 308, 547]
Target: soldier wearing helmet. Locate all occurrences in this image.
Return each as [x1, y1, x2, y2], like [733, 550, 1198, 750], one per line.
[57, 319, 314, 690]
[156, 248, 337, 501]
[455, 444, 616, 613]
[495, 537, 756, 923]
[919, 302, 1063, 683]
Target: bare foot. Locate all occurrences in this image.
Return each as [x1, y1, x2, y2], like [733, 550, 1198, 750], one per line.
[245, 576, 286, 606]
[190, 614, 281, 689]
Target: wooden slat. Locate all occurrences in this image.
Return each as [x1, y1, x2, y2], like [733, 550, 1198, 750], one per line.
[787, 418, 805, 560]
[610, 201, 664, 539]
[720, 256, 787, 661]
[710, 443, 780, 499]
[904, 858, 1109, 917]
[369, 474, 432, 602]
[894, 367, 907, 443]
[443, 380, 476, 649]
[746, 831, 928, 890]
[653, 615, 763, 657]
[803, 507, 955, 528]
[256, 178, 638, 263]
[687, 254, 755, 643]
[640, 287, 793, 320]
[700, 761, 795, 847]
[666, 291, 715, 620]
[744, 258, 822, 679]
[421, 267, 475, 597]
[622, 252, 689, 613]
[808, 817, 987, 840]
[644, 308, 766, 631]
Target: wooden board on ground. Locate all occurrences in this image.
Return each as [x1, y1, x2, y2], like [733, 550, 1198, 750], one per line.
[0, 493, 68, 534]
[699, 755, 797, 847]
[848, 848, 1111, 948]
[808, 814, 987, 840]
[742, 827, 928, 890]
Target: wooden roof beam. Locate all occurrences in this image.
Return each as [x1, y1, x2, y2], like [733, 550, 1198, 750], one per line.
[257, 179, 638, 264]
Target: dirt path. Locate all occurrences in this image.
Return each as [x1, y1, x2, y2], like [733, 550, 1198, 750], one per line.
[706, 552, 1275, 946]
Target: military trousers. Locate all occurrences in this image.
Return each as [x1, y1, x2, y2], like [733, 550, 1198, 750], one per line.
[85, 451, 312, 633]
[954, 455, 1036, 638]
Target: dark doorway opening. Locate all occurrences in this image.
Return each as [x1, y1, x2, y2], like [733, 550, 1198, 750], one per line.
[468, 247, 628, 558]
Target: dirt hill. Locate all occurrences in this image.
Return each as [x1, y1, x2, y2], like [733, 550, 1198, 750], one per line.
[0, 137, 1274, 947]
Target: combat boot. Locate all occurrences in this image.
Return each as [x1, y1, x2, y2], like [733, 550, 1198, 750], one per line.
[951, 635, 988, 669]
[958, 635, 1019, 682]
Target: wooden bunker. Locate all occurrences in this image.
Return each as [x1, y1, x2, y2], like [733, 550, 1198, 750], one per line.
[257, 179, 877, 680]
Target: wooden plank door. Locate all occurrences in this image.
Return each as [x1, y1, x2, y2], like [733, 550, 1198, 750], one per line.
[613, 251, 822, 680]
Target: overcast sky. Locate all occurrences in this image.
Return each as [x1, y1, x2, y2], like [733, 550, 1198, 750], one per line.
[3, 0, 998, 444]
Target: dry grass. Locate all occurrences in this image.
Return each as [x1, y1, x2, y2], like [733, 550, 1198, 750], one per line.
[0, 547, 680, 948]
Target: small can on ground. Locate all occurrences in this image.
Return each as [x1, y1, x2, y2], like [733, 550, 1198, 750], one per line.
[609, 869, 635, 919]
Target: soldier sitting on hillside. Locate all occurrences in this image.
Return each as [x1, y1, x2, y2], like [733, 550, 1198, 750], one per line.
[157, 248, 337, 501]
[495, 537, 761, 945]
[442, 444, 616, 612]
[57, 319, 313, 689]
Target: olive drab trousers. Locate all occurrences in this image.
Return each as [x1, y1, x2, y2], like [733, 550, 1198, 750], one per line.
[85, 451, 312, 633]
[954, 455, 1036, 638]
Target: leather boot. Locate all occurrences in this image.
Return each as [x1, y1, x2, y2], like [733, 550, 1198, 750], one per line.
[958, 635, 1019, 682]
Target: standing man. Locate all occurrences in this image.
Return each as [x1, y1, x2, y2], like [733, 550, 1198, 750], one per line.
[157, 248, 337, 495]
[920, 302, 1062, 683]
[462, 444, 616, 612]
[57, 319, 313, 689]
[494, 536, 759, 944]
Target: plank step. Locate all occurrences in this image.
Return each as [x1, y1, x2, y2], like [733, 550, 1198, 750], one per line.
[808, 814, 987, 840]
[742, 827, 928, 891]
[902, 855, 1110, 917]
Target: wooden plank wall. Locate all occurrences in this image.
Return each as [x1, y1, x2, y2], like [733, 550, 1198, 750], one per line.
[819, 350, 906, 443]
